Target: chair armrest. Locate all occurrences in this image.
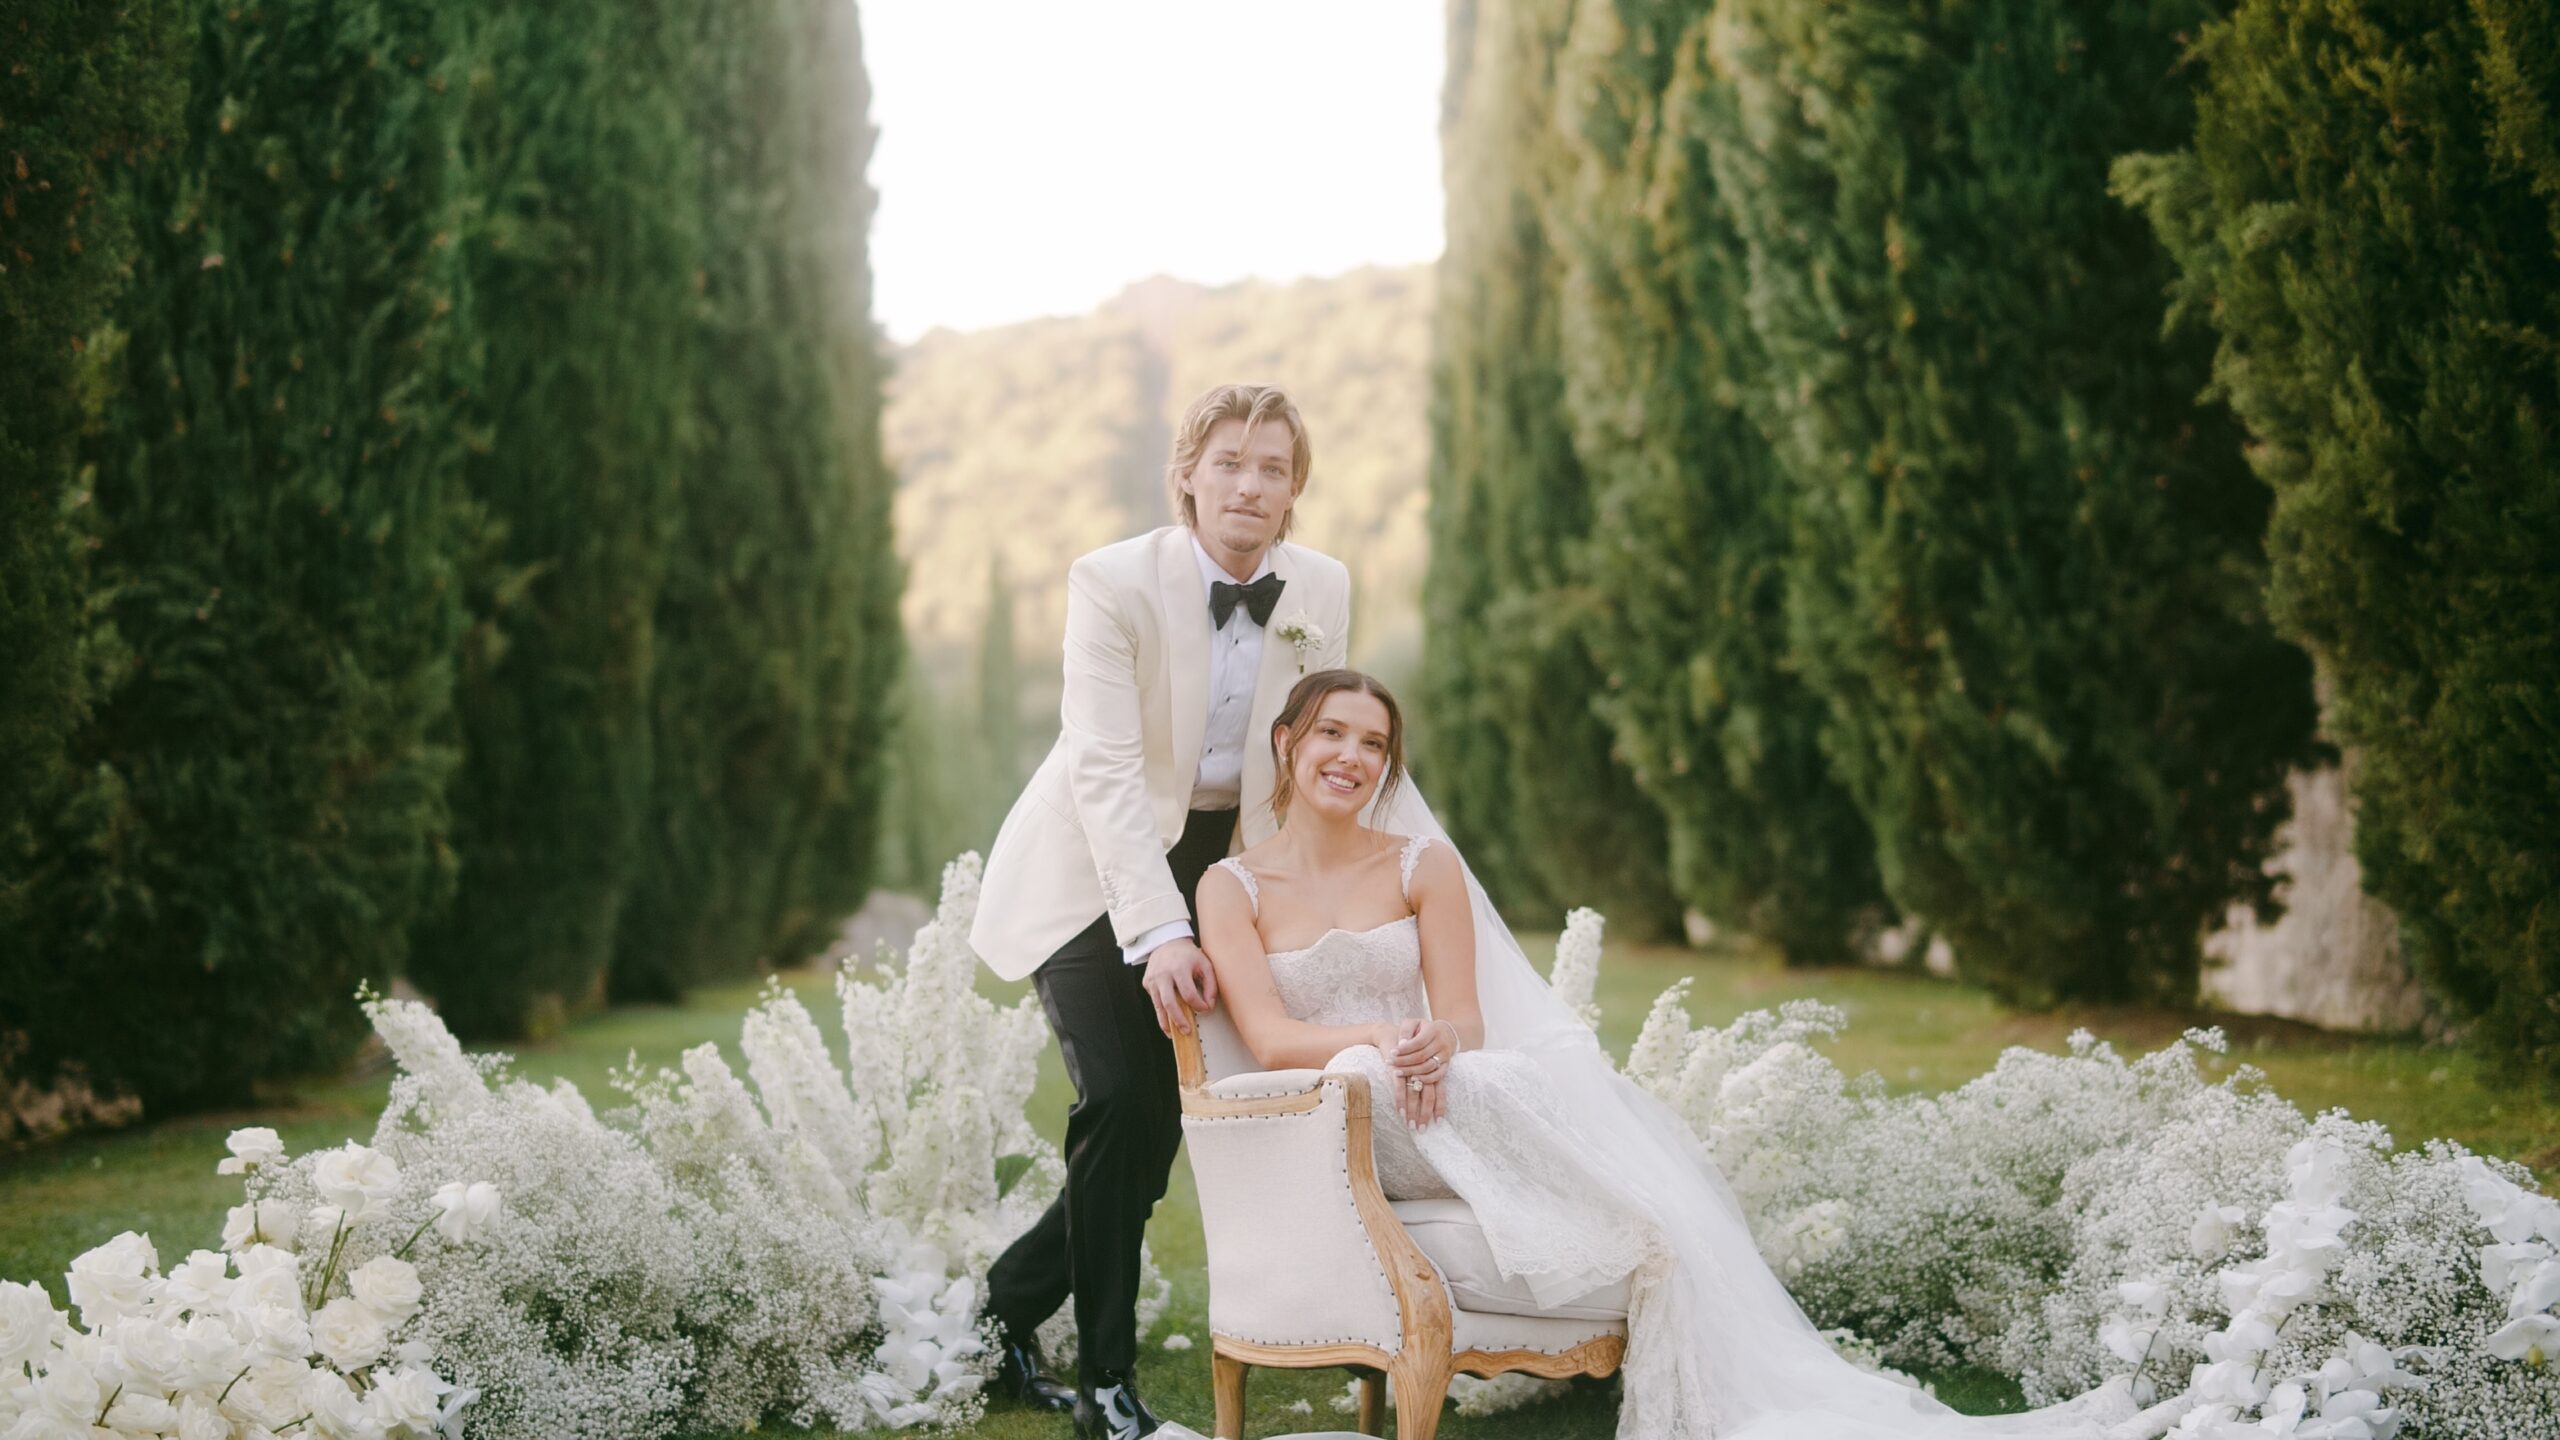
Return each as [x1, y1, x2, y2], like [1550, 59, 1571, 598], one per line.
[1184, 1066, 1328, 1115]
[1181, 1069, 1455, 1357]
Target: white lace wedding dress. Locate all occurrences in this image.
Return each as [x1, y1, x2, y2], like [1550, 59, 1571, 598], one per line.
[1216, 833, 2136, 1440]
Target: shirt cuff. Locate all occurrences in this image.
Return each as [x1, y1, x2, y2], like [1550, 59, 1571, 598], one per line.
[1123, 919, 1195, 967]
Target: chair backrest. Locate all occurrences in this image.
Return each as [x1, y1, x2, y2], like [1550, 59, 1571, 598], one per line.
[1174, 1004, 1261, 1089]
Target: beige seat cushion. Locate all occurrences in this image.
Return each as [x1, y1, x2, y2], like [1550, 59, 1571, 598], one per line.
[1390, 1197, 1632, 1322]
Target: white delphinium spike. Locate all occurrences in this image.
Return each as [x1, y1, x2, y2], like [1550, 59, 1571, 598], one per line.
[1623, 978, 1696, 1095]
[1549, 906, 1606, 1032]
[363, 995, 489, 1118]
[742, 984, 877, 1191]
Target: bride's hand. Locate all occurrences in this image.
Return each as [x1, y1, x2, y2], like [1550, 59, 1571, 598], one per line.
[1389, 1019, 1455, 1080]
[1387, 1019, 1453, 1128]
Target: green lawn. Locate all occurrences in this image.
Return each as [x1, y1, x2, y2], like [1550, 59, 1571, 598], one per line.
[4, 934, 2551, 1439]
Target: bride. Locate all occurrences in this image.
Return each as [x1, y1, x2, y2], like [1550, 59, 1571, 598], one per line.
[1192, 667, 2138, 1440]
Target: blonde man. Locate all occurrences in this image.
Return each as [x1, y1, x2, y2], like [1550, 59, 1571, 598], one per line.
[973, 384, 1351, 1439]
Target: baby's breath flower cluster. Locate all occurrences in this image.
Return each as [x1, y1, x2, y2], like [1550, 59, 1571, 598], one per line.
[1594, 936, 2560, 1436]
[344, 852, 1059, 1438]
[1, 1128, 477, 1440]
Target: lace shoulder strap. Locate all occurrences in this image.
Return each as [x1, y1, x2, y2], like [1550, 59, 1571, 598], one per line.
[1215, 857, 1260, 918]
[1397, 834, 1435, 904]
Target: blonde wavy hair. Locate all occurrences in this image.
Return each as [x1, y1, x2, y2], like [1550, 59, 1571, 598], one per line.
[1166, 383, 1313, 541]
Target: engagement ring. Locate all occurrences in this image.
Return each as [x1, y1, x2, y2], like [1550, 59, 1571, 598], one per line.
[1407, 1076, 1424, 1093]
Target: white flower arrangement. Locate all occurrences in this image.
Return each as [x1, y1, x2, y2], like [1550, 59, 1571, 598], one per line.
[1590, 931, 2560, 1437]
[0, 1133, 485, 1440]
[1271, 612, 1325, 674]
[14, 878, 2549, 1439]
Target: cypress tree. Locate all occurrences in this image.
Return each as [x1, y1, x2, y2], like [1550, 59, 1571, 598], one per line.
[1426, 0, 1683, 940]
[409, 0, 705, 1037]
[1541, 2, 1890, 963]
[609, 0, 903, 999]
[2116, 0, 2560, 1072]
[748, 0, 905, 966]
[0, 3, 190, 846]
[1707, 0, 2321, 1003]
[4, 0, 477, 1109]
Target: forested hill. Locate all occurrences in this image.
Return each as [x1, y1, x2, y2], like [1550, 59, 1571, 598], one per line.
[884, 265, 1432, 705]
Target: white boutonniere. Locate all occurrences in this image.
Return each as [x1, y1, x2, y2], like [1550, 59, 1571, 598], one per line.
[1273, 613, 1325, 674]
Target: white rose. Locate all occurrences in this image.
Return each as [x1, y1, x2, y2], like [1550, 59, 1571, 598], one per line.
[224, 1358, 312, 1429]
[310, 1297, 388, 1372]
[177, 1393, 230, 1440]
[347, 1255, 421, 1322]
[162, 1248, 235, 1312]
[297, 1364, 367, 1435]
[103, 1312, 188, 1391]
[228, 1274, 312, 1364]
[220, 1199, 301, 1254]
[176, 1312, 247, 1390]
[364, 1363, 447, 1431]
[305, 1202, 349, 1243]
[310, 1143, 402, 1224]
[0, 1278, 69, 1368]
[217, 1127, 287, 1175]
[224, 1249, 301, 1319]
[65, 1231, 161, 1325]
[27, 1349, 101, 1423]
[104, 1388, 180, 1435]
[427, 1181, 501, 1244]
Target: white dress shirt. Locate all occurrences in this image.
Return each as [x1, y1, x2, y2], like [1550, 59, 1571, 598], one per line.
[1122, 535, 1273, 965]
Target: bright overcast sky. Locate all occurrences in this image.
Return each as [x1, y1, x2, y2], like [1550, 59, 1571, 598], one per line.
[860, 1, 1447, 342]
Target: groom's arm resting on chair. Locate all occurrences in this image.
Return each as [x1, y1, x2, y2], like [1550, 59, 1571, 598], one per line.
[1058, 552, 1220, 1030]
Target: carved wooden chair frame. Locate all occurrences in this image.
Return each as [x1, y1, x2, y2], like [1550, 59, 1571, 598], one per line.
[1171, 1010, 1624, 1440]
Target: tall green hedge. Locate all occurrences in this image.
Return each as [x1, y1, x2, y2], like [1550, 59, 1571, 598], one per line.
[609, 0, 903, 1001]
[0, 0, 903, 1105]
[4, 0, 477, 1110]
[1702, 0, 2320, 1003]
[1540, 3, 1891, 963]
[2117, 0, 2560, 1071]
[1425, 0, 1683, 940]
[0, 3, 190, 845]
[404, 0, 704, 1037]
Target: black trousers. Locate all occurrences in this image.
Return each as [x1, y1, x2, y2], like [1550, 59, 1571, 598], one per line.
[987, 806, 1238, 1386]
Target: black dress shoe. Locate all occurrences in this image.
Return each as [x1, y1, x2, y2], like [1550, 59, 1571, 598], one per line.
[1073, 1369, 1162, 1440]
[990, 1330, 1075, 1412]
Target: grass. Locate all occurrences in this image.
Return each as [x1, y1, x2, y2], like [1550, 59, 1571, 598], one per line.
[4, 934, 2552, 1438]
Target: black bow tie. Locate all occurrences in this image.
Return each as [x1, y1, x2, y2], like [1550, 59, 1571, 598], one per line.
[1209, 572, 1285, 630]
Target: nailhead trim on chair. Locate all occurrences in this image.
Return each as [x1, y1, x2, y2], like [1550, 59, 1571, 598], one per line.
[1185, 1081, 1404, 1350]
[1207, 1083, 1326, 1101]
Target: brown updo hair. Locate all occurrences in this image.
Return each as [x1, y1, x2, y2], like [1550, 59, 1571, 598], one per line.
[1268, 668, 1407, 829]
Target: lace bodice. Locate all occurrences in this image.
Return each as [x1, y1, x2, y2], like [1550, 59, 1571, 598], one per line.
[1216, 836, 1435, 1030]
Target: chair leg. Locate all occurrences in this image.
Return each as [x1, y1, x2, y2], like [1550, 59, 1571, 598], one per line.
[1356, 1369, 1385, 1435]
[1212, 1351, 1248, 1440]
[1389, 1357, 1450, 1440]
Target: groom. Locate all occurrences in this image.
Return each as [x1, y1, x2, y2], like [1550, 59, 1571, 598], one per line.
[970, 383, 1353, 1439]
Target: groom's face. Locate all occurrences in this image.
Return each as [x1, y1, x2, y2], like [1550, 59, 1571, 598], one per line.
[1183, 417, 1299, 559]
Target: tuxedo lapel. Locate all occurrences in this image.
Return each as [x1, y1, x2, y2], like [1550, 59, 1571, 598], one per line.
[1239, 544, 1307, 844]
[1157, 528, 1211, 812]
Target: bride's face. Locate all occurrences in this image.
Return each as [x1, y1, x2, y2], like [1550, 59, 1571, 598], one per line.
[1283, 691, 1393, 820]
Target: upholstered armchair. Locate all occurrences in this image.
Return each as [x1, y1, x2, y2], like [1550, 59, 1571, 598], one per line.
[1172, 1006, 1626, 1440]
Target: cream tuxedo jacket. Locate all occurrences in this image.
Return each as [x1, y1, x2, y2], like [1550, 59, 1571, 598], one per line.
[969, 527, 1353, 982]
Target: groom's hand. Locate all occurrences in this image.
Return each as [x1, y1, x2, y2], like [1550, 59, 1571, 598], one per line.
[1141, 938, 1219, 1037]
